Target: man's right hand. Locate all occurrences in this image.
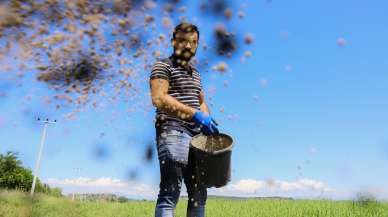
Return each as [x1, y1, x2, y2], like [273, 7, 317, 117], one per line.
[192, 111, 219, 135]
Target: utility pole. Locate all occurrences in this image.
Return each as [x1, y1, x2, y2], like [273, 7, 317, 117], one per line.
[30, 117, 57, 197]
[72, 167, 82, 201]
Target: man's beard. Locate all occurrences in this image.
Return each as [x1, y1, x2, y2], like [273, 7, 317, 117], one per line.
[182, 49, 194, 60]
[176, 49, 195, 62]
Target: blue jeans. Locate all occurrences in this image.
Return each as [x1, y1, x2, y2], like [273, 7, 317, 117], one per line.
[155, 128, 207, 217]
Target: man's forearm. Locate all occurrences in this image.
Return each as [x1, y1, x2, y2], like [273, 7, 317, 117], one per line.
[200, 101, 210, 115]
[158, 94, 197, 120]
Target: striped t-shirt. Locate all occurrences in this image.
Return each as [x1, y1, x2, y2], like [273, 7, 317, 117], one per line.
[149, 56, 202, 136]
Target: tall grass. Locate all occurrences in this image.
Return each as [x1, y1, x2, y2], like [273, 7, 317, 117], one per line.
[1, 190, 388, 217]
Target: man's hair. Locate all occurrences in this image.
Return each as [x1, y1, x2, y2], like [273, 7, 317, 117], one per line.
[172, 22, 200, 40]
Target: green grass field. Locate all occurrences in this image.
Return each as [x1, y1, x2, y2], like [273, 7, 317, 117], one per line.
[1, 190, 388, 217]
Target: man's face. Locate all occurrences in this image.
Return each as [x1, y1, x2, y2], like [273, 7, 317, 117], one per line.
[172, 31, 198, 64]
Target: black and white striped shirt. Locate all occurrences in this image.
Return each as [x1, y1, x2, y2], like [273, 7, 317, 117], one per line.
[149, 55, 202, 136]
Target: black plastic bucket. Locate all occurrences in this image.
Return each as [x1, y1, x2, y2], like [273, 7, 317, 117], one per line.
[189, 133, 234, 188]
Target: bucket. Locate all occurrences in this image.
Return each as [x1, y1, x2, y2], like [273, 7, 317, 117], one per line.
[189, 133, 234, 188]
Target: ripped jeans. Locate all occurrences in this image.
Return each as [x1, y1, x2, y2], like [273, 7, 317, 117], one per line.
[155, 127, 207, 217]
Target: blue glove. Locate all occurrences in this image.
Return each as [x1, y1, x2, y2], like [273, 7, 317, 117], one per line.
[192, 111, 219, 135]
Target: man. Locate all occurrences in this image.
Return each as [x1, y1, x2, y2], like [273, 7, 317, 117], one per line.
[149, 22, 219, 217]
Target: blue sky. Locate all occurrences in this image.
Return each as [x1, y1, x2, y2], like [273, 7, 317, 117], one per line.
[1, 0, 388, 200]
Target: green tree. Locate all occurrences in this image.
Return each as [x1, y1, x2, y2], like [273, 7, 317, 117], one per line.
[0, 151, 62, 197]
[0, 151, 31, 190]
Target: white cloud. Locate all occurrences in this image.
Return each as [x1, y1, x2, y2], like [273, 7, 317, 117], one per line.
[227, 179, 266, 193]
[46, 177, 388, 201]
[47, 177, 333, 200]
[207, 178, 333, 199]
[47, 177, 158, 200]
[48, 177, 127, 187]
